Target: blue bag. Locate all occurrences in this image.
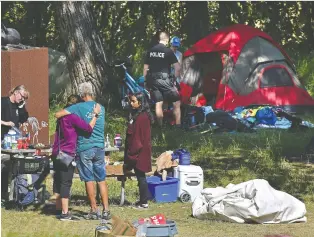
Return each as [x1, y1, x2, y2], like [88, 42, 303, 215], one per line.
[256, 107, 277, 125]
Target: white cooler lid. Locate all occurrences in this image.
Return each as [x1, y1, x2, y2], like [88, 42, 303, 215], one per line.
[177, 165, 203, 173]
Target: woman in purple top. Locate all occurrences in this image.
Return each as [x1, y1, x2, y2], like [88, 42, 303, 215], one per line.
[52, 95, 101, 221]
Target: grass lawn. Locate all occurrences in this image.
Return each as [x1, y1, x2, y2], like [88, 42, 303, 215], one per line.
[2, 112, 314, 237]
[1, 177, 314, 237]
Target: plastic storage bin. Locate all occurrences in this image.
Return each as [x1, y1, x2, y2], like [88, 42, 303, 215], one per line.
[138, 220, 178, 237]
[146, 176, 179, 203]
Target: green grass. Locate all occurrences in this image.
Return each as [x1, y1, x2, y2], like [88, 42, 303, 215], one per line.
[2, 107, 314, 236]
[2, 200, 314, 237]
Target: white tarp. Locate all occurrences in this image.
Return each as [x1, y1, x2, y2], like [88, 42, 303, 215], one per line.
[192, 179, 307, 224]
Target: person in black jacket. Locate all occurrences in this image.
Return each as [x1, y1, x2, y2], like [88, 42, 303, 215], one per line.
[1, 85, 29, 140]
[1, 85, 29, 199]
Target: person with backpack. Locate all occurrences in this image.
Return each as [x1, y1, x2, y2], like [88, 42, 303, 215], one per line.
[52, 95, 101, 221]
[124, 91, 154, 209]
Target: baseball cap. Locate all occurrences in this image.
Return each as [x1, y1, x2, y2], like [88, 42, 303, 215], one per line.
[171, 36, 180, 47]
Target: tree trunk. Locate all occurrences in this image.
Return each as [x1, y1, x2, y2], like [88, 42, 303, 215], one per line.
[302, 1, 314, 52]
[55, 1, 108, 100]
[184, 2, 210, 46]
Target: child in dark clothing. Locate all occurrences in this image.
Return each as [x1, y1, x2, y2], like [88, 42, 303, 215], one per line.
[124, 92, 154, 209]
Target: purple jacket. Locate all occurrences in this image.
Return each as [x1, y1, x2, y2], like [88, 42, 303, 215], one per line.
[52, 114, 93, 156]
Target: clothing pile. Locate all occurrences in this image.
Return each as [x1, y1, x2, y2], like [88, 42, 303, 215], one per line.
[232, 106, 314, 130]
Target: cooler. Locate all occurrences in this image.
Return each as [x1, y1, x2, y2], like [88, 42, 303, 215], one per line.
[173, 165, 203, 203]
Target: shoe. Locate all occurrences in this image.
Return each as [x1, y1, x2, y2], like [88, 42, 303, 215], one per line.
[59, 212, 74, 221]
[55, 210, 62, 218]
[133, 202, 149, 210]
[102, 210, 112, 221]
[84, 210, 101, 220]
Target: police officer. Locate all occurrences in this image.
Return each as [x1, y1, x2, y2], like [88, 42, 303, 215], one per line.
[143, 32, 181, 128]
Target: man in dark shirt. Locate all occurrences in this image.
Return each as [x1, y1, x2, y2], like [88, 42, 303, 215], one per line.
[1, 85, 29, 140]
[143, 31, 181, 127]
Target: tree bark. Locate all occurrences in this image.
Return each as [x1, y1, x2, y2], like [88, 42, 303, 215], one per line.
[55, 1, 108, 100]
[184, 2, 210, 46]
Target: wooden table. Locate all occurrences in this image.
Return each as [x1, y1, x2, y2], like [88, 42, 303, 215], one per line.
[2, 147, 117, 155]
[75, 164, 137, 206]
[1, 148, 52, 155]
[1, 147, 122, 203]
[101, 164, 156, 206]
[1, 148, 52, 201]
[72, 146, 128, 205]
[106, 164, 136, 206]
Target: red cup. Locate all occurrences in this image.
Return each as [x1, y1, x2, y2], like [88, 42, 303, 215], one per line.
[17, 138, 23, 149]
[35, 148, 41, 155]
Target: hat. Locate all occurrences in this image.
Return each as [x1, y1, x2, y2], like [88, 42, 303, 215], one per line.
[171, 36, 180, 47]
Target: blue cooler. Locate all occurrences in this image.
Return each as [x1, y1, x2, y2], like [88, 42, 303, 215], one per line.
[147, 176, 179, 203]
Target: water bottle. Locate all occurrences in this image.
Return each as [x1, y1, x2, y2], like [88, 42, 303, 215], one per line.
[8, 129, 17, 142]
[105, 134, 110, 148]
[114, 134, 122, 148]
[3, 134, 11, 149]
[7, 129, 18, 149]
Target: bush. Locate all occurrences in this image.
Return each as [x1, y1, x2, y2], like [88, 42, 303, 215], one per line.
[295, 53, 314, 96]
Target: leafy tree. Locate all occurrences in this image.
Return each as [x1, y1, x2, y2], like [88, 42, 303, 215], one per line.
[2, 1, 314, 103]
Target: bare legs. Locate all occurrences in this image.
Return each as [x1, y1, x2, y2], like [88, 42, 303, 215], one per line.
[155, 101, 164, 127]
[98, 181, 109, 211]
[173, 100, 181, 125]
[54, 193, 69, 214]
[155, 100, 181, 127]
[85, 180, 109, 212]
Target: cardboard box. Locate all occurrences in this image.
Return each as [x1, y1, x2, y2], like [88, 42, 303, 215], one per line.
[95, 230, 134, 237]
[95, 215, 137, 237]
[111, 215, 137, 236]
[106, 164, 124, 176]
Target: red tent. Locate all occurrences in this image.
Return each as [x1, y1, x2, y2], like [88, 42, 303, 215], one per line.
[180, 24, 314, 112]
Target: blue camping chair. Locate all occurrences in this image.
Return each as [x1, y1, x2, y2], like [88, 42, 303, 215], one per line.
[115, 56, 151, 108]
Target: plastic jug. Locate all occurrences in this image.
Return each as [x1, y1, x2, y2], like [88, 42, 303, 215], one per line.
[114, 134, 122, 148]
[174, 149, 191, 165]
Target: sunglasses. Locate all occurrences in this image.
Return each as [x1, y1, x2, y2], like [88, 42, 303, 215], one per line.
[18, 91, 27, 100]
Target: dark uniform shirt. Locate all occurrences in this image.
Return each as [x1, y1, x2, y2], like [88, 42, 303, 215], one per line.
[144, 43, 178, 74]
[1, 97, 29, 140]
